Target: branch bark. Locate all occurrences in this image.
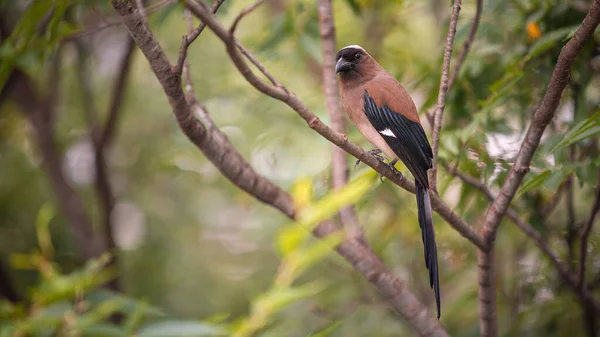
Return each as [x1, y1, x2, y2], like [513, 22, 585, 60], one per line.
[429, 0, 462, 193]
[110, 1, 451, 334]
[317, 0, 363, 240]
[477, 3, 600, 335]
[447, 0, 482, 90]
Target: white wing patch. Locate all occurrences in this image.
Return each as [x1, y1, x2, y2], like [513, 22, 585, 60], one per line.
[379, 128, 397, 138]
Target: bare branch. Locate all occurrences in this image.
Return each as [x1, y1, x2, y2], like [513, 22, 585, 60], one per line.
[100, 37, 135, 148]
[184, 0, 486, 249]
[135, 0, 147, 25]
[230, 0, 264, 31]
[65, 0, 175, 41]
[112, 0, 294, 218]
[111, 1, 452, 333]
[429, 0, 462, 193]
[578, 167, 600, 288]
[448, 167, 600, 313]
[447, 0, 482, 90]
[175, 0, 225, 75]
[317, 0, 363, 241]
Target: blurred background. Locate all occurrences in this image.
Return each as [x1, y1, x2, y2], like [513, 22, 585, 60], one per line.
[1, 0, 599, 336]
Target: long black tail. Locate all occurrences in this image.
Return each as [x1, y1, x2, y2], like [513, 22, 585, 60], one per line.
[415, 182, 440, 319]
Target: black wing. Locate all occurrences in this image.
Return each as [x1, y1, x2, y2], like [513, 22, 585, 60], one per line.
[362, 91, 433, 186]
[363, 90, 441, 318]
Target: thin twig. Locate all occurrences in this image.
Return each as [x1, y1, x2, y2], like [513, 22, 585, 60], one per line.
[578, 167, 600, 288]
[175, 0, 225, 75]
[447, 0, 482, 90]
[66, 0, 175, 41]
[429, 0, 462, 193]
[230, 0, 264, 31]
[317, 0, 364, 242]
[136, 0, 147, 25]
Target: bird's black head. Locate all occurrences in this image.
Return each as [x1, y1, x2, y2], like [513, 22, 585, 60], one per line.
[335, 45, 368, 74]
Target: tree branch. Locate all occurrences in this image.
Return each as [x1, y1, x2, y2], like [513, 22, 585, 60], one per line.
[175, 0, 225, 75]
[429, 0, 461, 193]
[317, 0, 363, 241]
[110, 1, 451, 334]
[447, 0, 482, 90]
[481, 0, 600, 243]
[184, 0, 486, 249]
[578, 167, 600, 288]
[477, 4, 600, 335]
[448, 167, 600, 313]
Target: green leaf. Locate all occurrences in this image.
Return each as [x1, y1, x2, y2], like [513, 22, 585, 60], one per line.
[276, 225, 310, 257]
[550, 111, 600, 153]
[137, 321, 227, 337]
[544, 168, 573, 192]
[296, 170, 377, 231]
[284, 232, 344, 280]
[309, 321, 342, 337]
[86, 289, 165, 318]
[526, 26, 579, 60]
[517, 170, 551, 197]
[255, 281, 324, 314]
[36, 202, 55, 259]
[73, 300, 122, 330]
[81, 324, 127, 337]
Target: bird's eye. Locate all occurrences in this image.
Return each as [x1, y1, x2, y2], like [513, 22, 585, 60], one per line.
[354, 53, 362, 60]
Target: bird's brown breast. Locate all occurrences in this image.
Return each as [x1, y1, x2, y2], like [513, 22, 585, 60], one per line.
[339, 73, 420, 159]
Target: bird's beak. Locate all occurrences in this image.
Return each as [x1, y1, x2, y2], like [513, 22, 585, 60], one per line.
[335, 58, 352, 73]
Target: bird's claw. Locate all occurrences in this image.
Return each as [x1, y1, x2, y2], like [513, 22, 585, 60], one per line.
[376, 160, 399, 182]
[354, 149, 386, 169]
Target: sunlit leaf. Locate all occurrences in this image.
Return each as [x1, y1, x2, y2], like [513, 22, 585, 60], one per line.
[291, 176, 314, 211]
[36, 203, 55, 259]
[281, 231, 344, 283]
[255, 281, 324, 313]
[297, 170, 377, 230]
[276, 225, 310, 257]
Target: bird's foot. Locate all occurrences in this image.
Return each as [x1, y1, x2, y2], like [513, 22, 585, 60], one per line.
[378, 159, 399, 182]
[354, 149, 386, 169]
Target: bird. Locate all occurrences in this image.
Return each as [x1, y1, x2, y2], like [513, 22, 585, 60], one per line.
[335, 45, 440, 318]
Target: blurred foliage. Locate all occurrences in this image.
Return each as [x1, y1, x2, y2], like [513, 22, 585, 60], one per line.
[1, 0, 600, 336]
